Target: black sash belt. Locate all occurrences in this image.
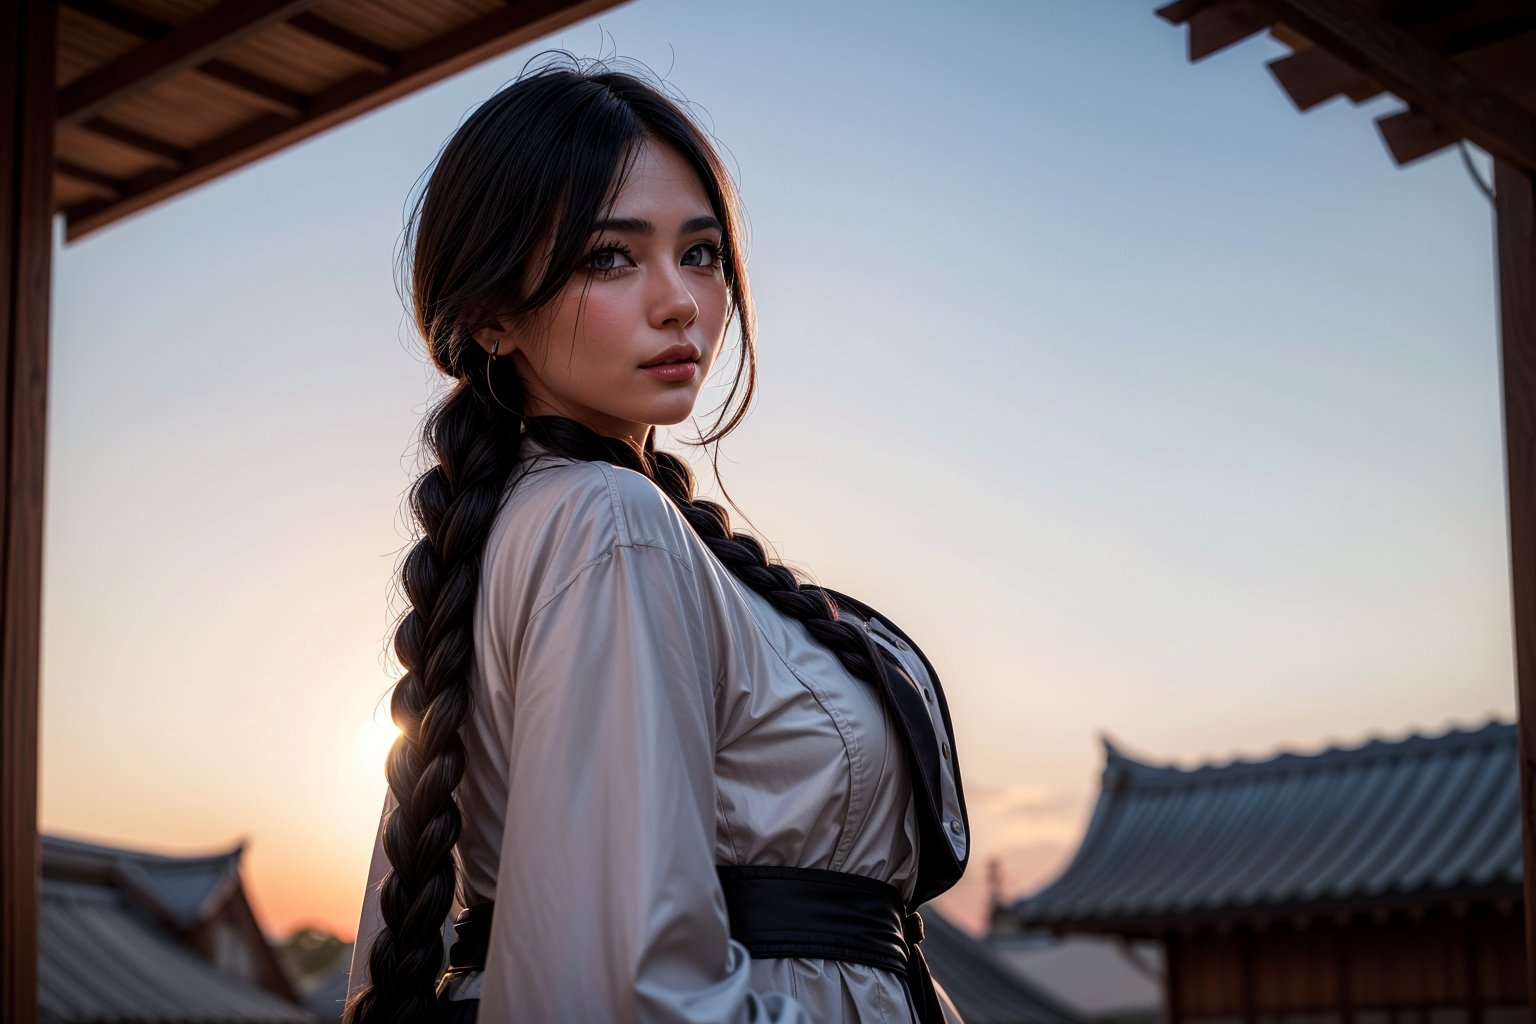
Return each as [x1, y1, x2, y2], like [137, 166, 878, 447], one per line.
[439, 866, 944, 1023]
[715, 865, 944, 1024]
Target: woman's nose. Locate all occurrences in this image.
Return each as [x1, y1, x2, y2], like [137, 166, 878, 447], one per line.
[650, 265, 699, 329]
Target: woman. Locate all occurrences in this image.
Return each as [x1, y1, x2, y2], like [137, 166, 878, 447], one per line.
[344, 56, 969, 1024]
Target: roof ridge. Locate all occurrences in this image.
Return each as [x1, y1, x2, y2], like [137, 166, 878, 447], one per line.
[42, 831, 245, 866]
[1103, 717, 1513, 786]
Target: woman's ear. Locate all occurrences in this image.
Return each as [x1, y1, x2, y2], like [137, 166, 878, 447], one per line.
[471, 320, 515, 357]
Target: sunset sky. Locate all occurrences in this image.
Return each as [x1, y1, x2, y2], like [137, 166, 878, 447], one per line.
[40, 0, 1514, 939]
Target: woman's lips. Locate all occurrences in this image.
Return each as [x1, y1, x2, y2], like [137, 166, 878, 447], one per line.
[641, 360, 698, 382]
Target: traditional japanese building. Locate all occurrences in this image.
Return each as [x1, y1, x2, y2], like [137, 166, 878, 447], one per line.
[40, 833, 316, 1024]
[995, 720, 1523, 1024]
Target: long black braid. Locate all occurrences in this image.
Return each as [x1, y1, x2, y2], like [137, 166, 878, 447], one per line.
[346, 378, 526, 1024]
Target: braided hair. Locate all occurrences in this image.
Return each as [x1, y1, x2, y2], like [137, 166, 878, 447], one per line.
[346, 56, 896, 1024]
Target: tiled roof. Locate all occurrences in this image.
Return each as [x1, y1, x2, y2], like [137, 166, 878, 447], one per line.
[44, 833, 244, 931]
[1010, 719, 1518, 932]
[922, 908, 1087, 1024]
[40, 835, 316, 1024]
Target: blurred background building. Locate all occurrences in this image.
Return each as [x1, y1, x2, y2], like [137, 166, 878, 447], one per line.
[40, 833, 317, 1023]
[994, 720, 1524, 1024]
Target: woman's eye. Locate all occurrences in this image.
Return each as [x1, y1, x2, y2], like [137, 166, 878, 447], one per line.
[587, 245, 634, 273]
[682, 242, 723, 268]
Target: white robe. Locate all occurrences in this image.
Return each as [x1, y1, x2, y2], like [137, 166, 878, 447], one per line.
[348, 447, 966, 1023]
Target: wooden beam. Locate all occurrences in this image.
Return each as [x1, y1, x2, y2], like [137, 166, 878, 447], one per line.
[68, 0, 393, 78]
[62, 0, 633, 240]
[1, 0, 54, 1020]
[1449, 28, 1536, 100]
[1376, 106, 1460, 166]
[179, 62, 308, 120]
[55, 161, 120, 201]
[1155, 0, 1223, 26]
[1259, 0, 1536, 173]
[1493, 157, 1536, 1014]
[1188, 1, 1273, 62]
[58, 0, 319, 126]
[288, 13, 398, 76]
[1267, 44, 1378, 111]
[75, 118, 186, 171]
[59, 0, 162, 38]
[61, 0, 312, 122]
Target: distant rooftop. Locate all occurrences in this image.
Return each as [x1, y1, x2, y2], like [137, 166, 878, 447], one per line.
[40, 833, 314, 1024]
[1008, 719, 1518, 934]
[44, 832, 246, 931]
[921, 908, 1088, 1024]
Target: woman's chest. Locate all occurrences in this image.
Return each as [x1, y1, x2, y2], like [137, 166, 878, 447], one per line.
[709, 585, 919, 888]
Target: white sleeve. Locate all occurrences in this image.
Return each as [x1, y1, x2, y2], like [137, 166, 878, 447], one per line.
[475, 539, 810, 1024]
[345, 787, 392, 1006]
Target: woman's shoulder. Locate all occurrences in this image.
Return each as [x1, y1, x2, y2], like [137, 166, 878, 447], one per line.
[489, 454, 704, 582]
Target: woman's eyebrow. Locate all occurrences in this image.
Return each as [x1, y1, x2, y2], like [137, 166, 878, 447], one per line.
[593, 215, 723, 236]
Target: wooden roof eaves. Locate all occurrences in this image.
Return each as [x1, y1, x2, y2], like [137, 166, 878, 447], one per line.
[76, 116, 187, 169]
[62, 0, 395, 77]
[288, 12, 397, 75]
[62, 0, 631, 242]
[56, 159, 121, 201]
[1157, 0, 1536, 174]
[59, 0, 323, 127]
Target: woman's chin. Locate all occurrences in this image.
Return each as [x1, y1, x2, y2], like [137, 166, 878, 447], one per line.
[643, 400, 705, 428]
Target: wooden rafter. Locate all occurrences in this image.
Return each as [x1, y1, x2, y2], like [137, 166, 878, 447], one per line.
[62, 0, 626, 240]
[288, 13, 399, 75]
[1376, 105, 1462, 166]
[59, 1, 305, 121]
[1449, 27, 1536, 98]
[55, 161, 121, 201]
[63, 0, 401, 80]
[1157, 0, 1536, 172]
[1266, 45, 1378, 111]
[75, 117, 186, 170]
[58, 0, 320, 127]
[1185, 0, 1272, 62]
[59, 0, 168, 38]
[1265, 0, 1536, 171]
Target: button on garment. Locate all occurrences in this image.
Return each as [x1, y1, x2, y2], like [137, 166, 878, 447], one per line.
[347, 449, 964, 1023]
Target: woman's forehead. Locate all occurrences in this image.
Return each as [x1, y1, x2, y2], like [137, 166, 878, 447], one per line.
[601, 139, 714, 224]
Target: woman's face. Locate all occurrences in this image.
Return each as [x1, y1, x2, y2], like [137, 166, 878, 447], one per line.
[480, 138, 732, 448]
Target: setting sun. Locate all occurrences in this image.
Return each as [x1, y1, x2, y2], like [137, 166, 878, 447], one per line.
[360, 716, 401, 774]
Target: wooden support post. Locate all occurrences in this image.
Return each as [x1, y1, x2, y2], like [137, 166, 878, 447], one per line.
[1337, 919, 1354, 1024]
[1163, 931, 1183, 1024]
[1239, 926, 1259, 1024]
[1, 1, 54, 1020]
[1463, 911, 1483, 1024]
[1492, 157, 1536, 1011]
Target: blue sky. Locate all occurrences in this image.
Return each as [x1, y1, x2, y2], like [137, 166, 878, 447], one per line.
[40, 0, 1512, 936]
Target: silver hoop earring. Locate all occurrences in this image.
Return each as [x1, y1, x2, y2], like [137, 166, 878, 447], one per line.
[486, 337, 514, 412]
